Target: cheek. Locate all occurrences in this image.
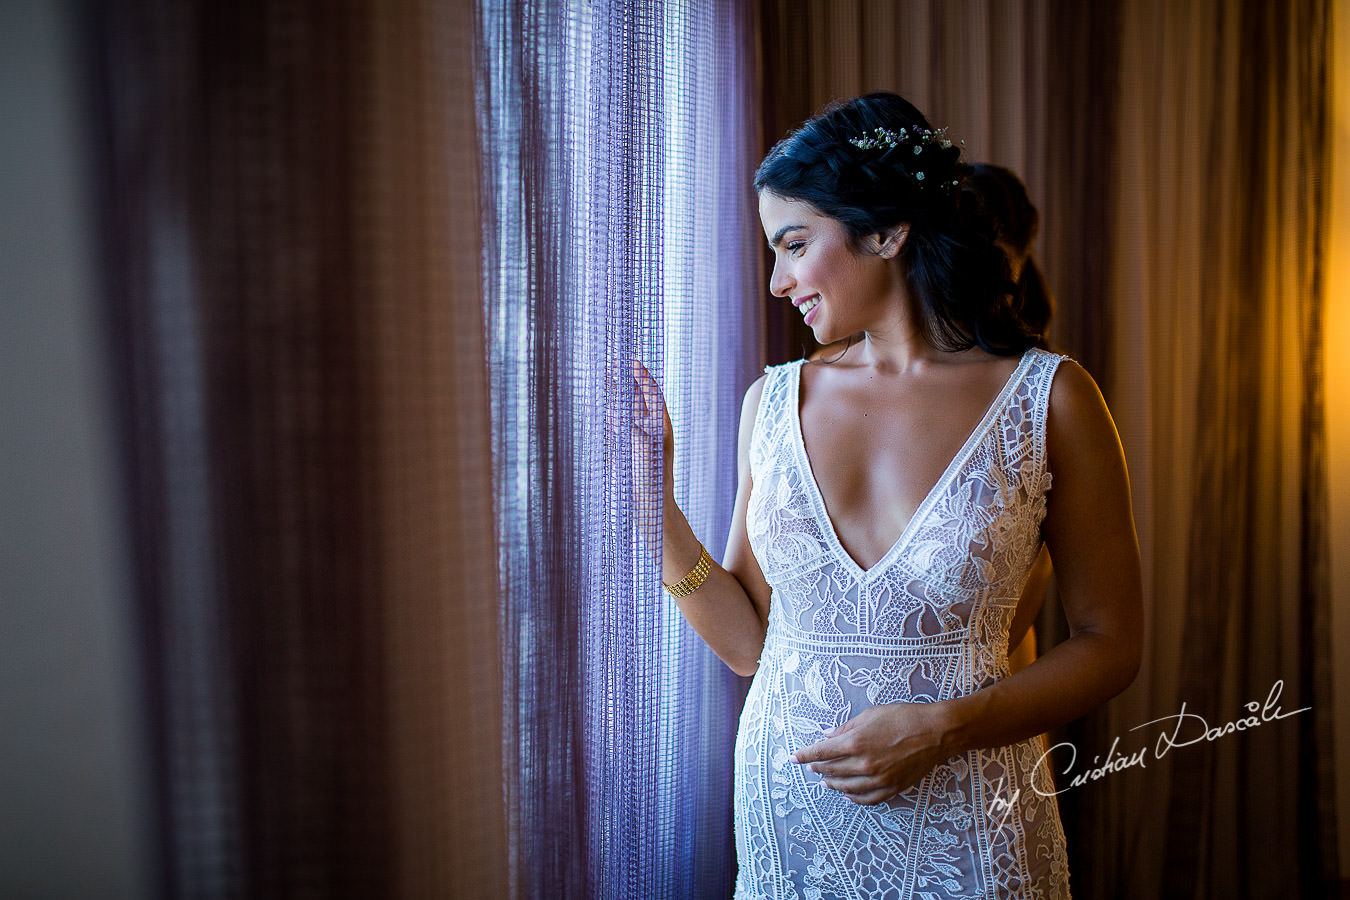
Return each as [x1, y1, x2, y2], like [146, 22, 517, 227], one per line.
[832, 261, 869, 297]
[807, 255, 843, 288]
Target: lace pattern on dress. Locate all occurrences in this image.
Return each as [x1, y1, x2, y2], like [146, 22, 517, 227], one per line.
[734, 348, 1071, 900]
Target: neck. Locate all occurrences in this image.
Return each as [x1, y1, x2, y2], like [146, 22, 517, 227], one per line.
[848, 282, 937, 373]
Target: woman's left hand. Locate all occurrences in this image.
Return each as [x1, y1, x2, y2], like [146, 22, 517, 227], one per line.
[792, 701, 961, 805]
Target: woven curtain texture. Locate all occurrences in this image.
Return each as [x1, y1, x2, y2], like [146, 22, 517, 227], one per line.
[1101, 3, 1336, 896]
[90, 0, 507, 896]
[478, 0, 761, 896]
[759, 1, 1337, 896]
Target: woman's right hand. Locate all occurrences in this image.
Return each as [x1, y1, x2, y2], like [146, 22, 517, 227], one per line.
[630, 360, 674, 497]
[626, 365, 774, 676]
[633, 359, 672, 441]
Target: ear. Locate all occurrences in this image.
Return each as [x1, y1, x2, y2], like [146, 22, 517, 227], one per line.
[876, 225, 909, 259]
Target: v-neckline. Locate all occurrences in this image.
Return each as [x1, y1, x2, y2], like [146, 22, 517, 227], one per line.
[789, 350, 1034, 580]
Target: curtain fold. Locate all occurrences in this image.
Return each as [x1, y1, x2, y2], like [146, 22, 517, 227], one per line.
[1101, 2, 1336, 895]
[758, 1, 1338, 896]
[90, 0, 507, 895]
[478, 0, 761, 896]
[93, 0, 762, 893]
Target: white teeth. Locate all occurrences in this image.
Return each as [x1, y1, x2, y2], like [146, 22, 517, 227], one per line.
[800, 297, 820, 315]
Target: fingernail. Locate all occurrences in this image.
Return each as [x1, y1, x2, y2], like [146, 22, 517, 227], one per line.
[789, 753, 799, 764]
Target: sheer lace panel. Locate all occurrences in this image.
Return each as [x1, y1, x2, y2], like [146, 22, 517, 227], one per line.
[735, 349, 1071, 900]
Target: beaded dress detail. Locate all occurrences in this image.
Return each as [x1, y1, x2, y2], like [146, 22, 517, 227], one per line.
[734, 349, 1071, 900]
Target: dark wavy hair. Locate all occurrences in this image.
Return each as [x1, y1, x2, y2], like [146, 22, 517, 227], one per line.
[754, 93, 1037, 355]
[966, 163, 1053, 349]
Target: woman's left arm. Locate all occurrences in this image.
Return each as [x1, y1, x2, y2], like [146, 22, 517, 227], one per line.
[794, 359, 1143, 804]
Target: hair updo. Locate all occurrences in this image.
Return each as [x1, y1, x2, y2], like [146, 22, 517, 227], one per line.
[966, 163, 1053, 349]
[754, 92, 1037, 355]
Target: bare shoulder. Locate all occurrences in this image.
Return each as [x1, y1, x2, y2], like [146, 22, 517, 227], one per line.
[739, 372, 770, 435]
[1042, 358, 1135, 549]
[742, 371, 769, 412]
[1045, 358, 1124, 462]
[1040, 357, 1142, 664]
[1047, 357, 1106, 411]
[737, 372, 771, 475]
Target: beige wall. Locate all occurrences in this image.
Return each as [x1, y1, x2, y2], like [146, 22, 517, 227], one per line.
[1330, 0, 1350, 879]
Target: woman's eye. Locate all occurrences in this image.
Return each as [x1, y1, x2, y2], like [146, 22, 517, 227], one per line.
[786, 241, 805, 255]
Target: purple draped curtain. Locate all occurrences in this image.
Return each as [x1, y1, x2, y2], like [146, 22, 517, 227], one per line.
[90, 0, 762, 896]
[478, 0, 762, 896]
[90, 0, 507, 895]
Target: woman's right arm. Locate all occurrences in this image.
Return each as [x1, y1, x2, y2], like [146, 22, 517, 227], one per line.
[654, 372, 773, 676]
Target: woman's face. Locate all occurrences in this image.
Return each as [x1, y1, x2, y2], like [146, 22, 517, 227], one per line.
[758, 191, 901, 345]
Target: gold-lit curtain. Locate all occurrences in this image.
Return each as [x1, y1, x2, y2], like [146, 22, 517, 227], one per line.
[759, 1, 1337, 896]
[1102, 3, 1335, 897]
[91, 0, 507, 895]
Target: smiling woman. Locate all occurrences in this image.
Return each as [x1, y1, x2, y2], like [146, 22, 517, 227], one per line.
[643, 92, 1143, 899]
[760, 194, 901, 347]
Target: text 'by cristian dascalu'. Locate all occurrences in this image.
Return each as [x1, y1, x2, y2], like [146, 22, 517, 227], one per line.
[986, 678, 1309, 824]
[1037, 677, 1309, 796]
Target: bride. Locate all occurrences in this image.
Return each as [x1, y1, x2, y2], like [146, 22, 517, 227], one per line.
[639, 92, 1141, 898]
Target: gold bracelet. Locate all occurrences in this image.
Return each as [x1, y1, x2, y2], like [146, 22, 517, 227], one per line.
[664, 543, 713, 598]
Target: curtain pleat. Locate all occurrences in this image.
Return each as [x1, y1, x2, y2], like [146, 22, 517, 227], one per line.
[363, 3, 509, 896]
[1103, 2, 1337, 896]
[758, 1, 1338, 896]
[657, 3, 765, 896]
[90, 0, 507, 895]
[478, 0, 760, 896]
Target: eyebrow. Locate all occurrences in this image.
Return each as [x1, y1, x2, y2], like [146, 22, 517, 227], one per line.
[769, 224, 806, 248]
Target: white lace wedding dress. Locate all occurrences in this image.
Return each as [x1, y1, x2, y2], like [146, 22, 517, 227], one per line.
[734, 348, 1071, 900]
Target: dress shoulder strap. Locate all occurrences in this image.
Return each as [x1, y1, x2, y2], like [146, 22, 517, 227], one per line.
[1023, 349, 1069, 485]
[748, 359, 804, 482]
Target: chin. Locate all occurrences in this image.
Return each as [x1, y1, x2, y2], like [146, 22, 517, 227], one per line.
[810, 322, 839, 344]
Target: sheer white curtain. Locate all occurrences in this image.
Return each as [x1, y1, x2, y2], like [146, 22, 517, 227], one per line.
[478, 0, 762, 896]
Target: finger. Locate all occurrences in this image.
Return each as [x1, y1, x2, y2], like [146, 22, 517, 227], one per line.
[791, 745, 820, 765]
[822, 709, 871, 739]
[634, 364, 668, 435]
[809, 757, 868, 777]
[820, 774, 879, 794]
[626, 362, 663, 437]
[632, 359, 658, 397]
[792, 739, 847, 765]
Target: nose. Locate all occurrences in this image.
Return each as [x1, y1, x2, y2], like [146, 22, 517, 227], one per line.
[769, 258, 793, 298]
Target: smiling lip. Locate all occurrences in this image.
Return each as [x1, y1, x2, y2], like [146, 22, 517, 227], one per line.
[794, 293, 821, 325]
